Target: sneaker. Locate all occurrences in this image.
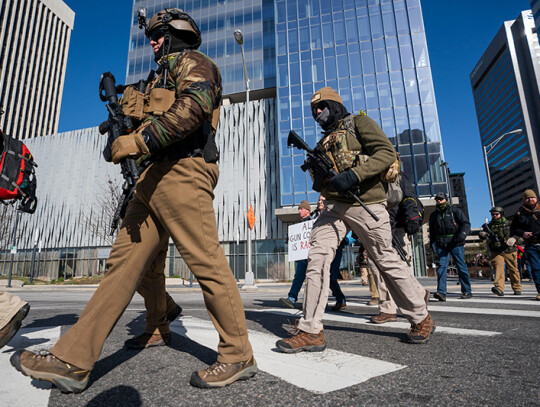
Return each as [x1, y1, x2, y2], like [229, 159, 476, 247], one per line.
[433, 292, 446, 302]
[367, 298, 380, 306]
[331, 302, 347, 311]
[405, 314, 435, 344]
[276, 330, 326, 353]
[460, 292, 473, 299]
[124, 332, 171, 349]
[0, 303, 30, 349]
[167, 304, 182, 322]
[370, 312, 397, 324]
[513, 291, 521, 295]
[279, 297, 295, 309]
[10, 350, 90, 393]
[190, 356, 258, 388]
[491, 287, 504, 296]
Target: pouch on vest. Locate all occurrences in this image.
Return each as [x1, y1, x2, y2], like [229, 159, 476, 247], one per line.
[0, 130, 38, 213]
[144, 88, 175, 116]
[120, 86, 146, 121]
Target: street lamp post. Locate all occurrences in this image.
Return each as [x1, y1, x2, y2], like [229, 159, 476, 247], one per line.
[234, 29, 256, 288]
[482, 129, 523, 207]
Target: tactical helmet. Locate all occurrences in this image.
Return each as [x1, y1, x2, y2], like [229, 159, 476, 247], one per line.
[490, 206, 504, 214]
[146, 8, 201, 50]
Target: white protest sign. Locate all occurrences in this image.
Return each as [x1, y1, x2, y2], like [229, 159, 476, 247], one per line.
[288, 220, 313, 262]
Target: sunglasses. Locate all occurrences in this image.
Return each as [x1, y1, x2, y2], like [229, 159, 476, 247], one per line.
[491, 212, 500, 216]
[435, 198, 445, 201]
[148, 26, 168, 42]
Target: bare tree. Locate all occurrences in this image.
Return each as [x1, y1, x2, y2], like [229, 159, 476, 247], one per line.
[81, 176, 124, 246]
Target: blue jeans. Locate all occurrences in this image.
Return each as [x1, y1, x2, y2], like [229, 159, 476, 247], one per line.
[329, 245, 346, 304]
[525, 245, 540, 292]
[288, 259, 308, 302]
[436, 245, 472, 295]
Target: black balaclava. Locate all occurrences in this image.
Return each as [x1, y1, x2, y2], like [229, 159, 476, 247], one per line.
[153, 29, 199, 62]
[313, 100, 349, 133]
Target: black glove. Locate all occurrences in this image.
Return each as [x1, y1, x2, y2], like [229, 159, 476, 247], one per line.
[404, 220, 420, 235]
[329, 170, 358, 194]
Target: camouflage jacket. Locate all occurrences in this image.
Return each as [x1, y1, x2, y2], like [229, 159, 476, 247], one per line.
[142, 50, 222, 156]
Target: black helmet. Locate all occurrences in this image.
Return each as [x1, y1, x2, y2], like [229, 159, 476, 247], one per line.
[490, 206, 504, 214]
[146, 8, 201, 52]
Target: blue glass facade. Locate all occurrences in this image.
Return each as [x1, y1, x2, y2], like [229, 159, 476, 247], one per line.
[127, 0, 275, 95]
[276, 0, 446, 206]
[127, 0, 447, 208]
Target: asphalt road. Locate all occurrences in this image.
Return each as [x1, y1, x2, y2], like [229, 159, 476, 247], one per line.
[2, 277, 539, 407]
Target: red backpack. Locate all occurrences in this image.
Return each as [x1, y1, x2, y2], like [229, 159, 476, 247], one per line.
[0, 127, 38, 213]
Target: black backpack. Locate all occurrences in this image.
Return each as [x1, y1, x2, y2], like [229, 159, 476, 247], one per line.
[0, 127, 38, 214]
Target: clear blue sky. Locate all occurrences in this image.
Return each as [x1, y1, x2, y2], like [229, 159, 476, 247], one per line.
[59, 0, 533, 227]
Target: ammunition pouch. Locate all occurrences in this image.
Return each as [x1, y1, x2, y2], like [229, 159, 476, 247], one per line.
[144, 87, 176, 116]
[119, 86, 146, 121]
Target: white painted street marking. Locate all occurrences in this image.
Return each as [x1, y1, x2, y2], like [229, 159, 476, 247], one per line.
[345, 301, 540, 318]
[170, 317, 406, 394]
[0, 326, 61, 407]
[254, 308, 502, 337]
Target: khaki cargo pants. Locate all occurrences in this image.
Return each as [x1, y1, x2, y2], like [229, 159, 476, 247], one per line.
[0, 292, 27, 330]
[492, 251, 522, 293]
[51, 157, 253, 370]
[297, 201, 428, 335]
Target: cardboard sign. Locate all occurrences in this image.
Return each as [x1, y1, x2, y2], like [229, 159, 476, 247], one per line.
[288, 220, 313, 262]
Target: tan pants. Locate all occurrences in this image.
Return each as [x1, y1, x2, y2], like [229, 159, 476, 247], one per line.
[492, 251, 521, 292]
[297, 201, 428, 335]
[51, 157, 253, 370]
[371, 230, 426, 314]
[360, 267, 368, 285]
[367, 268, 379, 299]
[0, 292, 27, 330]
[136, 244, 178, 335]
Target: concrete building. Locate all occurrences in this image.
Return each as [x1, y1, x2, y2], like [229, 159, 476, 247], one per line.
[449, 172, 470, 221]
[530, 0, 540, 42]
[0, 0, 74, 140]
[470, 10, 540, 216]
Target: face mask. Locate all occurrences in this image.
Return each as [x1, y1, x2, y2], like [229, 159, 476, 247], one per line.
[315, 107, 330, 126]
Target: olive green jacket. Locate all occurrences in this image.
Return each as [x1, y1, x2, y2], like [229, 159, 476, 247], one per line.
[320, 114, 396, 205]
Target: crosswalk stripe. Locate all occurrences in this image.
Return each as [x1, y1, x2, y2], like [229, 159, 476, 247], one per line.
[253, 308, 502, 337]
[0, 326, 60, 407]
[170, 317, 406, 394]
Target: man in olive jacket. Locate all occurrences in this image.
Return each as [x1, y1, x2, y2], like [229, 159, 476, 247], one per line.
[479, 206, 521, 296]
[276, 88, 434, 352]
[429, 192, 472, 301]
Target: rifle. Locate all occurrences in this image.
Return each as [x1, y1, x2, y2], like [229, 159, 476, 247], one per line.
[287, 130, 380, 222]
[99, 72, 140, 234]
[481, 222, 501, 246]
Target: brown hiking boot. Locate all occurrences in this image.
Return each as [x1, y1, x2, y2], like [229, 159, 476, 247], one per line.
[370, 312, 397, 324]
[10, 350, 90, 393]
[0, 303, 30, 349]
[276, 330, 326, 353]
[405, 313, 435, 344]
[190, 356, 258, 388]
[124, 332, 171, 349]
[367, 298, 380, 306]
[331, 301, 347, 311]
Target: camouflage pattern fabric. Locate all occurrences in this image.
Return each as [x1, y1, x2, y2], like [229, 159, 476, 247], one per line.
[142, 50, 222, 153]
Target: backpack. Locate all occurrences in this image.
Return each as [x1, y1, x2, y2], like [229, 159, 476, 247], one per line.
[0, 129, 38, 213]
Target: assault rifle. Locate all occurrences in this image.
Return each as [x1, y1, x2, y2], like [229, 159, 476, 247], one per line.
[287, 130, 410, 265]
[481, 222, 501, 246]
[99, 72, 140, 234]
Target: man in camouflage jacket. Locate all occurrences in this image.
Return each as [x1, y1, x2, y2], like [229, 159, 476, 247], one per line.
[11, 8, 256, 392]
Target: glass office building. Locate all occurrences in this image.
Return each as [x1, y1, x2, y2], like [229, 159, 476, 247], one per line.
[470, 11, 540, 215]
[127, 0, 447, 208]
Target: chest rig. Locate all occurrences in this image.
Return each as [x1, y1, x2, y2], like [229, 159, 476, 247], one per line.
[319, 114, 367, 174]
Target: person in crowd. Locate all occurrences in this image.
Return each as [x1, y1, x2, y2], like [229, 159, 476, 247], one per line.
[511, 189, 540, 301]
[429, 192, 472, 301]
[11, 8, 256, 392]
[275, 87, 434, 353]
[479, 206, 521, 296]
[0, 292, 29, 349]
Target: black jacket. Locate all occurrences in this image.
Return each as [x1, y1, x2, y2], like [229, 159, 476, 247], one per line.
[389, 172, 424, 245]
[511, 204, 540, 246]
[429, 204, 470, 250]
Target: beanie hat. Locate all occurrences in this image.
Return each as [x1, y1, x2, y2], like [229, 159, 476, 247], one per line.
[522, 189, 537, 201]
[311, 87, 343, 111]
[298, 200, 311, 212]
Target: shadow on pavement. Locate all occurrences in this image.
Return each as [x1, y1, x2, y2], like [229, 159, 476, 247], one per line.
[85, 385, 142, 407]
[24, 313, 79, 328]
